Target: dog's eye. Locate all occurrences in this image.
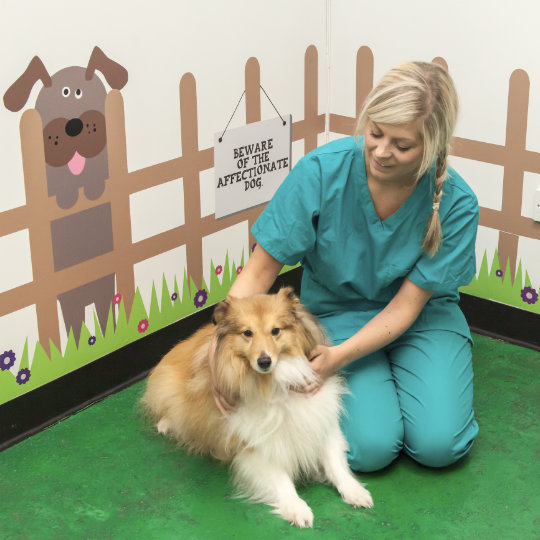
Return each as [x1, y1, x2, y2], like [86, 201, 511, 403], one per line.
[243, 330, 253, 338]
[75, 88, 83, 99]
[62, 87, 70, 97]
[271, 328, 280, 336]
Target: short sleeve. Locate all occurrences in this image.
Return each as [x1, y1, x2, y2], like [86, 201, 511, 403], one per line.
[408, 187, 479, 292]
[251, 154, 321, 266]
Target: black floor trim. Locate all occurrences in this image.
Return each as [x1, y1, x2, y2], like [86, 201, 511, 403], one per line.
[459, 293, 540, 352]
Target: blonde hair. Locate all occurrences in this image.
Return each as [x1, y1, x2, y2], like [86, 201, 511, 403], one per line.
[355, 61, 458, 256]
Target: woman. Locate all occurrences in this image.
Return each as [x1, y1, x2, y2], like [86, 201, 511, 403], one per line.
[228, 61, 479, 472]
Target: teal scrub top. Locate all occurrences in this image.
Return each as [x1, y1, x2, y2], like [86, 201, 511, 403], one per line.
[252, 136, 479, 343]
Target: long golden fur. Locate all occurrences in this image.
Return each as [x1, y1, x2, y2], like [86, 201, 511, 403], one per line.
[142, 287, 373, 528]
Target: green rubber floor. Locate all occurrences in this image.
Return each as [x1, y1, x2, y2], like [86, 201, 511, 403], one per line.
[1, 333, 538, 539]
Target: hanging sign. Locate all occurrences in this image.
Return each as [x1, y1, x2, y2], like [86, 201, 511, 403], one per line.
[214, 115, 292, 219]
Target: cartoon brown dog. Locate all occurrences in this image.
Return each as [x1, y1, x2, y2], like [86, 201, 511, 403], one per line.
[4, 47, 128, 345]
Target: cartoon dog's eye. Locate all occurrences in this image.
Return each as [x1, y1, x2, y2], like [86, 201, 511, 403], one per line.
[62, 87, 70, 97]
[74, 88, 83, 99]
[271, 328, 280, 336]
[243, 330, 253, 338]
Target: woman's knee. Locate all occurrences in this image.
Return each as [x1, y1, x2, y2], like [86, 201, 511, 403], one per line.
[405, 416, 479, 468]
[345, 420, 404, 473]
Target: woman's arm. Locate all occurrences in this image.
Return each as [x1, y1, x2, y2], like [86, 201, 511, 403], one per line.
[228, 244, 284, 298]
[309, 278, 433, 379]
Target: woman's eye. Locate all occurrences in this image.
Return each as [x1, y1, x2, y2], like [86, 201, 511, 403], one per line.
[396, 146, 410, 152]
[370, 131, 382, 138]
[271, 328, 280, 336]
[243, 330, 253, 338]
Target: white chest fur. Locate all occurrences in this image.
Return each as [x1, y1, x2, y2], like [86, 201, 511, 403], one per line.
[228, 365, 345, 478]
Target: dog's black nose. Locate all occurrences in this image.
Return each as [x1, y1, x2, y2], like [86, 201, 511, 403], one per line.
[257, 356, 272, 371]
[65, 118, 83, 137]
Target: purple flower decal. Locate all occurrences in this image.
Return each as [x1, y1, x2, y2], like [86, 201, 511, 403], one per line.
[1, 350, 16, 371]
[496, 269, 503, 278]
[16, 368, 31, 385]
[171, 292, 178, 302]
[252, 242, 257, 253]
[236, 266, 243, 275]
[88, 336, 96, 346]
[138, 319, 149, 333]
[113, 293, 122, 305]
[215, 265, 223, 276]
[194, 289, 208, 308]
[521, 287, 538, 305]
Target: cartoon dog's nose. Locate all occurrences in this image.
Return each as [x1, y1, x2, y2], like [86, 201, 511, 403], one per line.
[65, 118, 83, 137]
[257, 356, 272, 371]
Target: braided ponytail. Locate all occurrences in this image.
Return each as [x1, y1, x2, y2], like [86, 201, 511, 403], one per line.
[421, 149, 448, 256]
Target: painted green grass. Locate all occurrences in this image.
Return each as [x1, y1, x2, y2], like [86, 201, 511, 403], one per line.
[0, 254, 301, 406]
[461, 249, 540, 314]
[2, 245, 536, 407]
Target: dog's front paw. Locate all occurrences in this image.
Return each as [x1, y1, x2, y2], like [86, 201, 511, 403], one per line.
[339, 479, 374, 509]
[275, 497, 314, 528]
[156, 417, 171, 435]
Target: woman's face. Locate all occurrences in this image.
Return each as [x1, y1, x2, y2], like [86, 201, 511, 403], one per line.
[364, 120, 424, 186]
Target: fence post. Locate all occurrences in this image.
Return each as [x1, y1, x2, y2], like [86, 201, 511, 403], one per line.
[180, 73, 204, 292]
[304, 45, 319, 153]
[106, 90, 135, 316]
[498, 69, 530, 281]
[432, 57, 449, 71]
[245, 57, 261, 125]
[356, 46, 374, 119]
[20, 109, 60, 355]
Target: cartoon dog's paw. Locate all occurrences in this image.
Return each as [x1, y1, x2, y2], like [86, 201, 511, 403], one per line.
[275, 497, 314, 528]
[156, 417, 171, 435]
[339, 479, 374, 509]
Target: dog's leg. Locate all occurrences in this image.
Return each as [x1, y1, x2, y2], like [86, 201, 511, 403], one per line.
[156, 417, 171, 435]
[321, 427, 374, 509]
[232, 451, 314, 528]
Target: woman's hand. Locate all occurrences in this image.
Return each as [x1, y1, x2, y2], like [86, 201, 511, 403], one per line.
[308, 344, 343, 380]
[295, 345, 343, 394]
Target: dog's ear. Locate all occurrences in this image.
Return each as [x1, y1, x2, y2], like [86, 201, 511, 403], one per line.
[4, 56, 52, 112]
[278, 286, 299, 304]
[280, 286, 329, 349]
[86, 46, 128, 90]
[212, 298, 231, 325]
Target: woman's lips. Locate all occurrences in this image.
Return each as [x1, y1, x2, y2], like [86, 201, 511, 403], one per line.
[373, 158, 392, 170]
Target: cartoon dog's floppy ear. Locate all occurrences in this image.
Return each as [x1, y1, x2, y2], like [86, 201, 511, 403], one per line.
[86, 46, 128, 90]
[3, 56, 52, 112]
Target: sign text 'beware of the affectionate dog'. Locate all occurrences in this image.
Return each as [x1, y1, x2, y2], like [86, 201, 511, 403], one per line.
[214, 115, 292, 219]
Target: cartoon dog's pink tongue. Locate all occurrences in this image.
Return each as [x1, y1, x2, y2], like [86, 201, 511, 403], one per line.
[68, 151, 86, 175]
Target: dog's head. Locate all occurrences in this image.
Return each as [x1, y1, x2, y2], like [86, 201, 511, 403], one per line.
[3, 47, 127, 207]
[4, 47, 127, 169]
[212, 287, 327, 376]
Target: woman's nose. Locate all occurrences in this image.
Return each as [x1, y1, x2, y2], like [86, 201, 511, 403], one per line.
[374, 142, 392, 158]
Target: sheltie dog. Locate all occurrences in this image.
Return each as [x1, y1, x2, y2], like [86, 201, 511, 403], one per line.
[142, 287, 373, 528]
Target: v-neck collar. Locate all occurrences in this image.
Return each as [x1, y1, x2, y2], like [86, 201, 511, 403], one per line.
[354, 138, 430, 228]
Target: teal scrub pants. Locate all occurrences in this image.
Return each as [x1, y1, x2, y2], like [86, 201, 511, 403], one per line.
[336, 329, 479, 472]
